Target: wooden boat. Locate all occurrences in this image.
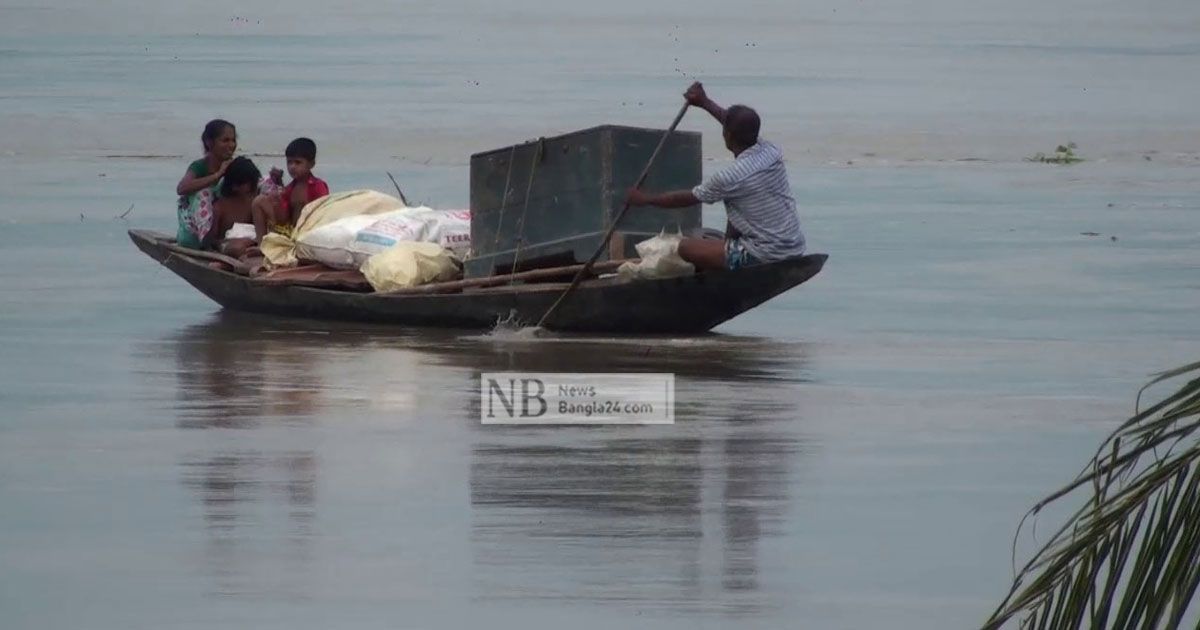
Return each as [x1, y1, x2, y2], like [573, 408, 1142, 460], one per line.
[129, 229, 826, 334]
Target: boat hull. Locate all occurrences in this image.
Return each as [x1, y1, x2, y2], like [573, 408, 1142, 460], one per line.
[130, 230, 826, 334]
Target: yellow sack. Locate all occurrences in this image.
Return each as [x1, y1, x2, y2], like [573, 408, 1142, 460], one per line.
[361, 242, 462, 292]
[261, 189, 406, 267]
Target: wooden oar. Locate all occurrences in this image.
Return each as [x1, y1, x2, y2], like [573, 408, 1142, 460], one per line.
[534, 101, 690, 329]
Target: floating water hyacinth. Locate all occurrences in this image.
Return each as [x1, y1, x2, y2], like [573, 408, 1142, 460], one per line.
[1027, 142, 1084, 164]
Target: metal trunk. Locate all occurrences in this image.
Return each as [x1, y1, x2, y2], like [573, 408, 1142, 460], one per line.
[466, 125, 702, 278]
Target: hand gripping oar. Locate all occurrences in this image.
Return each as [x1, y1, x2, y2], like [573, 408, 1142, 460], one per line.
[534, 102, 690, 330]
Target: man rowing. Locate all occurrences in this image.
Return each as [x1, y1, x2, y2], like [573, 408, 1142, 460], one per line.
[627, 82, 806, 270]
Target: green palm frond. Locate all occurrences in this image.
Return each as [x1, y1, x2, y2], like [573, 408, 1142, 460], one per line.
[983, 361, 1200, 630]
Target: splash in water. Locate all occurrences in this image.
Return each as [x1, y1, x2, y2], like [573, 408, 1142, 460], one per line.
[482, 310, 553, 341]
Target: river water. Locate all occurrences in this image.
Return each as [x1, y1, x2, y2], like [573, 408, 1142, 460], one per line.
[1, 1, 1199, 628]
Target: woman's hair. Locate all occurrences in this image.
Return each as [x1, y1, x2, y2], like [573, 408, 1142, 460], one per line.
[201, 119, 236, 152]
[220, 156, 261, 197]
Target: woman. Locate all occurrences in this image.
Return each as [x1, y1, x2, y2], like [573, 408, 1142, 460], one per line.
[175, 120, 260, 254]
[176, 120, 242, 249]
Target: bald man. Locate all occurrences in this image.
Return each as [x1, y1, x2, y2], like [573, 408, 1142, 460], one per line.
[627, 82, 806, 270]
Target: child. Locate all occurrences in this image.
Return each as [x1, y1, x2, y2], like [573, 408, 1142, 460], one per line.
[176, 119, 237, 248]
[211, 156, 262, 253]
[252, 137, 330, 240]
[185, 156, 262, 258]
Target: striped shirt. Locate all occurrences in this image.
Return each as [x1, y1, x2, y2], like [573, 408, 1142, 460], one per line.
[692, 140, 806, 261]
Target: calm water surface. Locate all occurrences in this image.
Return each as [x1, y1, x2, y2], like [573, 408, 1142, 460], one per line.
[2, 1, 1199, 628]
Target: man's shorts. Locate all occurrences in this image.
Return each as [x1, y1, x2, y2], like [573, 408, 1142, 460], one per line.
[725, 238, 761, 270]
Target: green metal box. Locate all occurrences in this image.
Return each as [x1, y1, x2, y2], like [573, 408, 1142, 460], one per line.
[466, 125, 702, 279]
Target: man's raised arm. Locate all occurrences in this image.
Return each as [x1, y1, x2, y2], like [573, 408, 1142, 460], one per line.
[685, 82, 726, 124]
[622, 82, 729, 210]
[627, 188, 698, 209]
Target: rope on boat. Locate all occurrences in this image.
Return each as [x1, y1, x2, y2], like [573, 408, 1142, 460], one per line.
[492, 144, 517, 252]
[508, 137, 544, 280]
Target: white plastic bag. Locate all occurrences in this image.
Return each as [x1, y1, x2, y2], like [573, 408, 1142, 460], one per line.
[348, 208, 471, 266]
[346, 207, 427, 266]
[418, 209, 471, 257]
[617, 230, 695, 280]
[262, 189, 406, 267]
[224, 223, 257, 240]
[296, 212, 405, 269]
[293, 204, 472, 270]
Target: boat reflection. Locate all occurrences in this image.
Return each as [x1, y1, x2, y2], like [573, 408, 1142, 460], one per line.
[449, 332, 813, 614]
[170, 314, 327, 429]
[157, 312, 814, 612]
[167, 313, 332, 597]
